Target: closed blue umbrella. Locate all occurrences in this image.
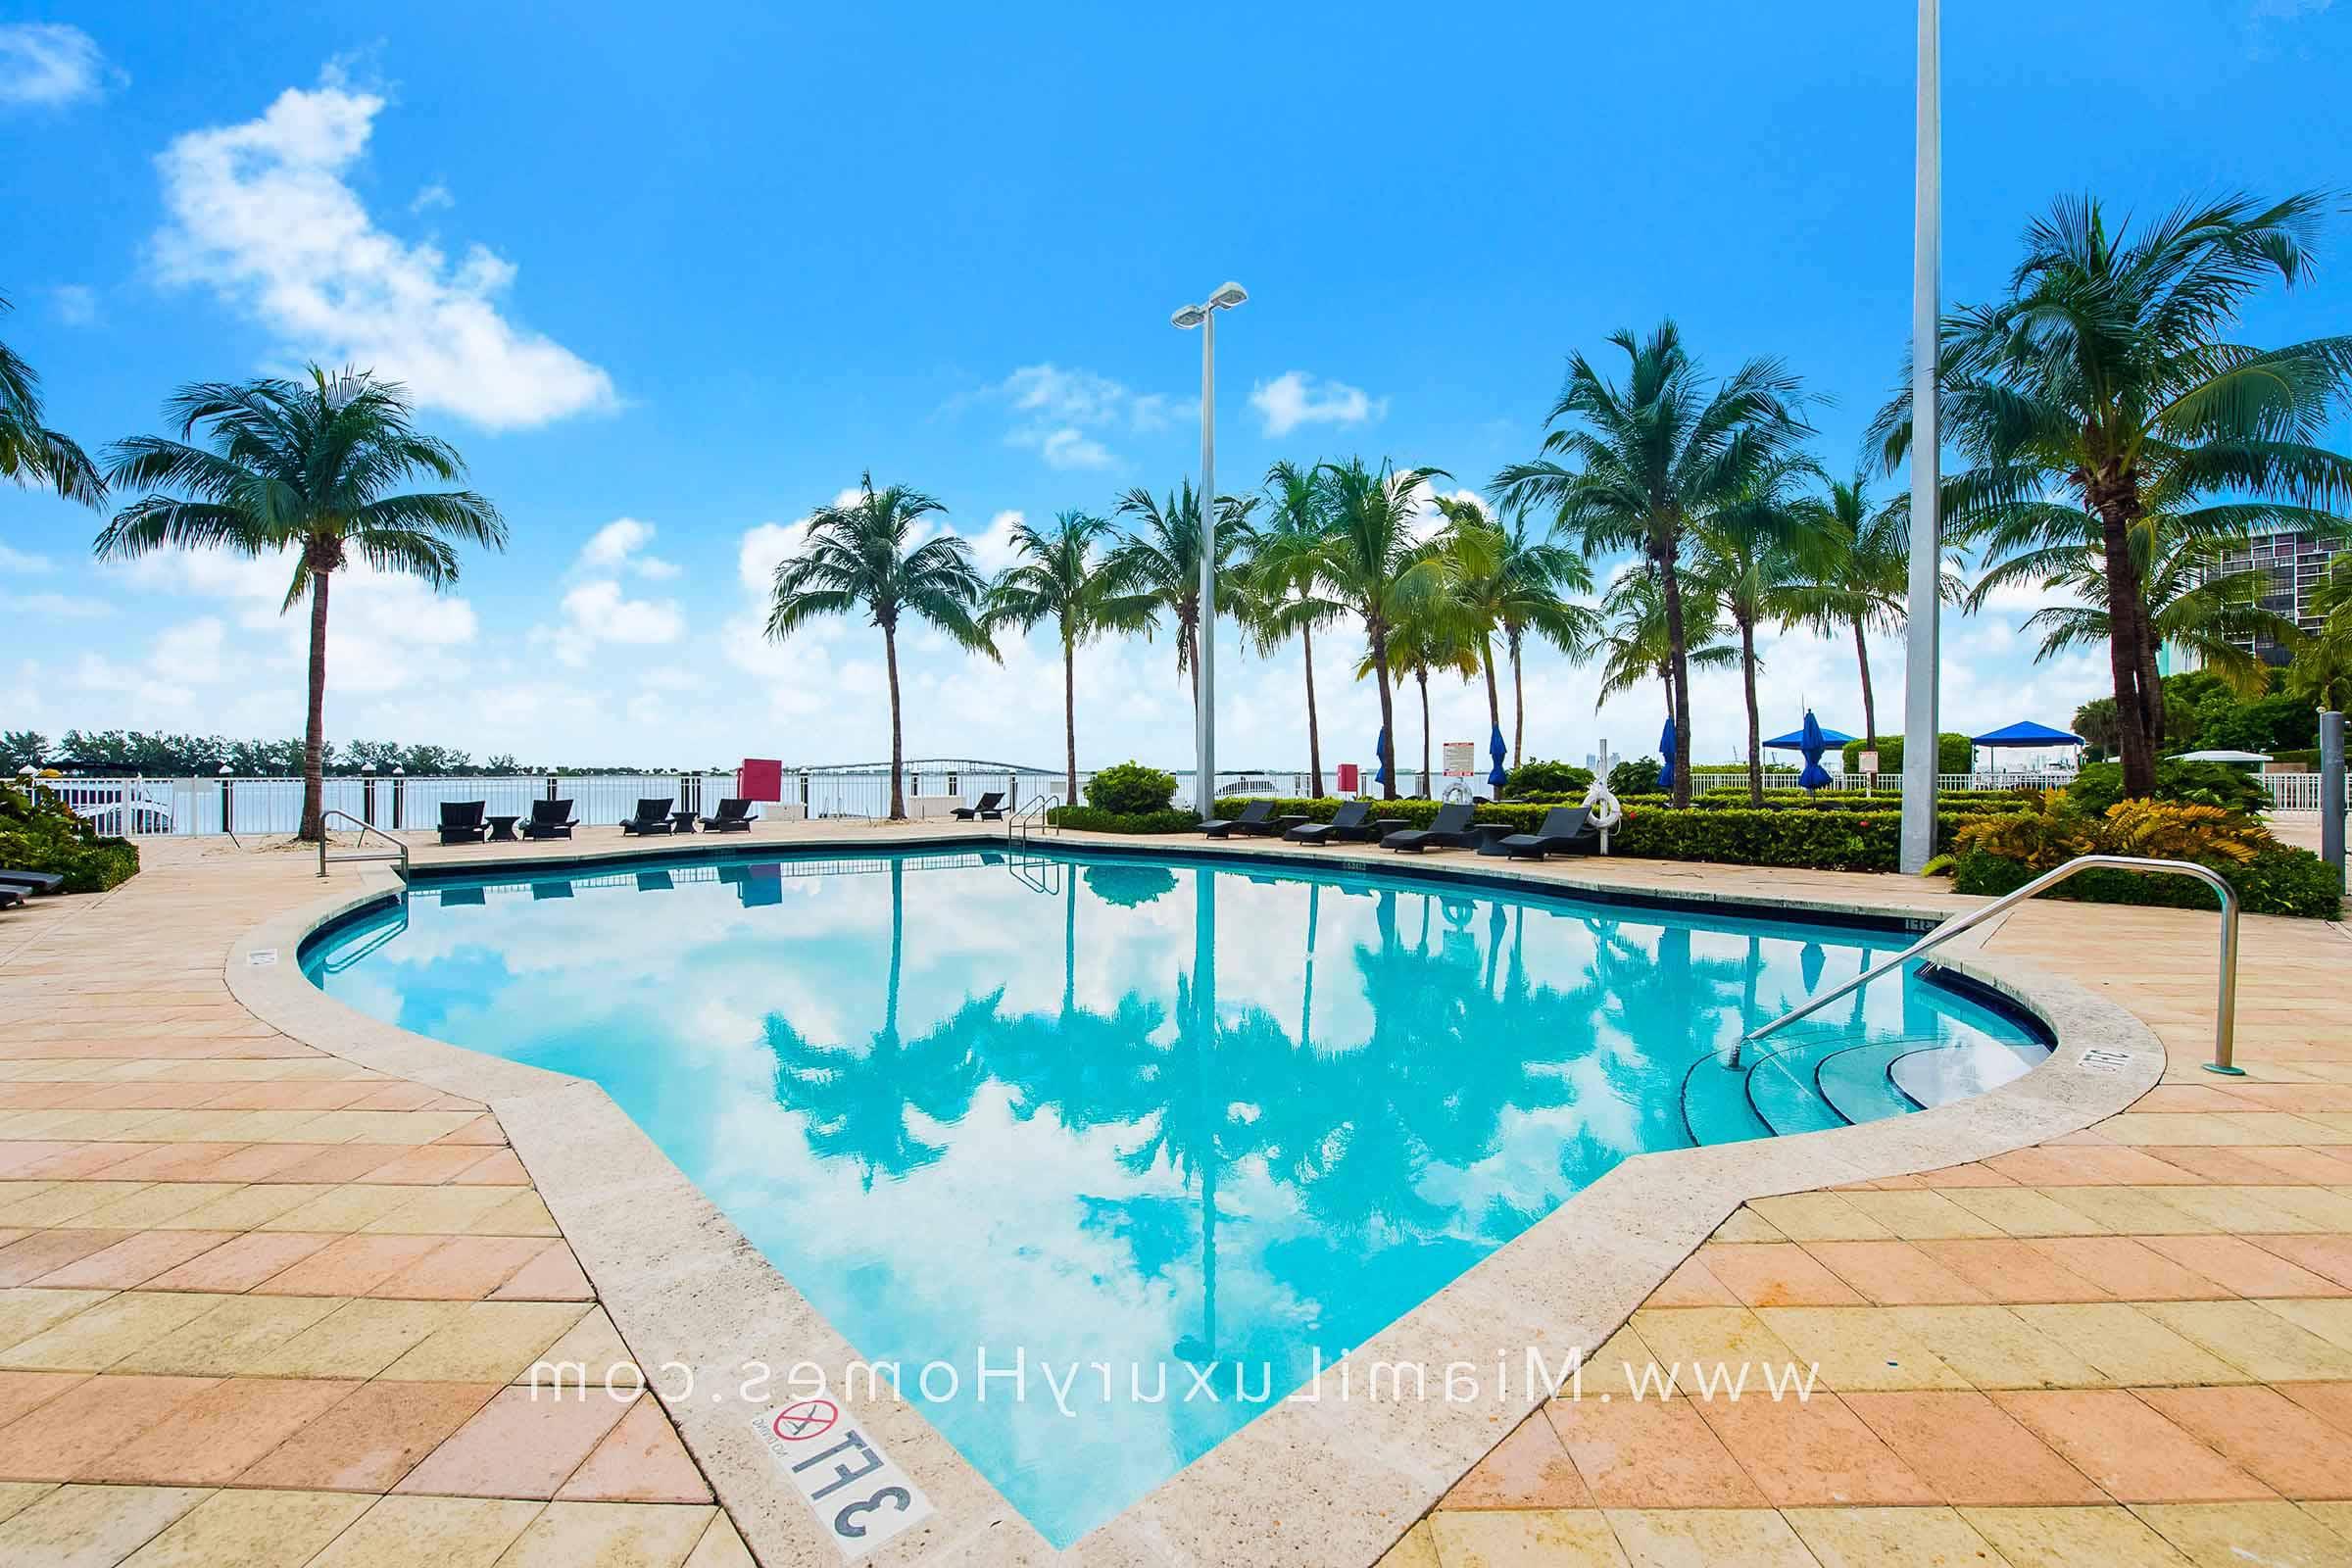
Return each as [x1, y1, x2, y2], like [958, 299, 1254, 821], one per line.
[1656, 717, 1677, 794]
[1373, 727, 1390, 787]
[1796, 709, 1834, 792]
[1488, 724, 1507, 789]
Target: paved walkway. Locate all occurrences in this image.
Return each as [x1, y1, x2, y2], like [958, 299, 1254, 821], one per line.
[1, 828, 2347, 1565]
[0, 840, 748, 1568]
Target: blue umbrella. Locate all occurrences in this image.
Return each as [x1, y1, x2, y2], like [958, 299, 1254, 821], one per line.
[1796, 709, 1834, 792]
[1656, 717, 1677, 794]
[1487, 724, 1507, 788]
[1373, 727, 1390, 786]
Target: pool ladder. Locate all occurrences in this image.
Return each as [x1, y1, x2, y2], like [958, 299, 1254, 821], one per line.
[317, 808, 412, 884]
[1739, 855, 2242, 1075]
[1008, 792, 1060, 852]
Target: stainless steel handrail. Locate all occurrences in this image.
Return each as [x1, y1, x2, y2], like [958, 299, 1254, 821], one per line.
[1008, 793, 1060, 851]
[317, 809, 412, 883]
[1740, 855, 2242, 1076]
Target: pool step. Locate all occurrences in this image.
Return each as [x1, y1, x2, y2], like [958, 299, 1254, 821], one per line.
[1813, 1038, 1937, 1126]
[1678, 1030, 1961, 1148]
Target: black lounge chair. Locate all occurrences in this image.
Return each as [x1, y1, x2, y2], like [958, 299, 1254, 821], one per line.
[619, 798, 676, 835]
[1498, 806, 1597, 859]
[0, 868, 66, 895]
[1382, 802, 1477, 853]
[1285, 802, 1376, 845]
[702, 797, 757, 832]
[0, 885, 24, 910]
[438, 801, 489, 845]
[952, 791, 1005, 821]
[1199, 800, 1273, 839]
[520, 799, 576, 841]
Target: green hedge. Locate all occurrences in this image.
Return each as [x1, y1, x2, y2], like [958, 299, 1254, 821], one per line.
[1840, 732, 1975, 773]
[1951, 845, 2340, 920]
[1083, 760, 1179, 814]
[1, 782, 142, 893]
[1628, 791, 2036, 813]
[1047, 806, 1200, 834]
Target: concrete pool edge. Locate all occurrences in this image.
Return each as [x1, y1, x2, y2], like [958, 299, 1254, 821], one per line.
[227, 832, 2165, 1567]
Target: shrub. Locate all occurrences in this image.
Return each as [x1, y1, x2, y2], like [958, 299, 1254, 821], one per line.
[1940, 792, 2338, 918]
[1951, 844, 2339, 920]
[1047, 806, 1199, 835]
[0, 781, 141, 893]
[1839, 732, 1973, 774]
[1607, 757, 1662, 796]
[2069, 759, 2270, 817]
[1083, 760, 1178, 815]
[1501, 759, 1593, 798]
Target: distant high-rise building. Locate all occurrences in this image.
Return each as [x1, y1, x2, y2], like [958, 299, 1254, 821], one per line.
[2201, 527, 2347, 664]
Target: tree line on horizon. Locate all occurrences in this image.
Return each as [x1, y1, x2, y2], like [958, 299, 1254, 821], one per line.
[5, 191, 2349, 835]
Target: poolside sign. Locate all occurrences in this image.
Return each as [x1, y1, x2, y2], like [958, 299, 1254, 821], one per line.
[758, 1401, 934, 1557]
[1444, 741, 1476, 776]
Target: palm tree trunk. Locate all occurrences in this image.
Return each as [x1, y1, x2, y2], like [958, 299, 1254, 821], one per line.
[1417, 668, 1432, 798]
[1508, 628, 1526, 761]
[2138, 619, 2168, 754]
[1740, 615, 1763, 807]
[1658, 544, 1694, 808]
[2094, 499, 2156, 796]
[298, 568, 332, 842]
[1854, 619, 1878, 754]
[884, 621, 906, 820]
[1370, 626, 1398, 801]
[1480, 639, 1503, 763]
[1301, 621, 1324, 798]
[1062, 631, 1078, 806]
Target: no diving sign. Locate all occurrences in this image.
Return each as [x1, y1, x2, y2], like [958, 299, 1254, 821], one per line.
[758, 1400, 933, 1558]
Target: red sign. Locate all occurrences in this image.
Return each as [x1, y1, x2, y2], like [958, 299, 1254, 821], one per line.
[1336, 762, 1359, 794]
[771, 1398, 839, 1442]
[740, 758, 784, 803]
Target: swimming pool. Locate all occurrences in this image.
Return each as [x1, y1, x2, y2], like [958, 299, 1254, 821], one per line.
[303, 845, 2046, 1545]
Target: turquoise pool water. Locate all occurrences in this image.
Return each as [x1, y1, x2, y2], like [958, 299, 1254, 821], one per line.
[303, 846, 2044, 1544]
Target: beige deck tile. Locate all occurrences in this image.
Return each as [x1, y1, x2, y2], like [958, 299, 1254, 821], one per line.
[117, 1486, 371, 1566]
[679, 1514, 757, 1568]
[2008, 1302, 2255, 1387]
[0, 1291, 235, 1372]
[307, 1495, 546, 1567]
[1937, 1186, 2114, 1238]
[1781, 1505, 2000, 1566]
[1427, 1507, 1629, 1566]
[1834, 1190, 2002, 1240]
[0, 1483, 211, 1567]
[489, 1500, 716, 1568]
[2132, 1501, 2352, 1567]
[1752, 1306, 1970, 1391]
[1958, 1504, 2200, 1566]
[1884, 1305, 2110, 1390]
[1597, 1508, 1817, 1568]
[244, 1298, 463, 1379]
[112, 1293, 343, 1376]
[1742, 1194, 1889, 1242]
[378, 1300, 590, 1382]
[257, 1183, 425, 1233]
[2140, 1300, 2352, 1382]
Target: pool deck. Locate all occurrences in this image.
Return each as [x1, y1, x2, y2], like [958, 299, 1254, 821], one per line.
[0, 823, 2346, 1566]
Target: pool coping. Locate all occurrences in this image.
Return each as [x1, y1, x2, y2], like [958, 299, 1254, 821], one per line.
[226, 827, 2164, 1567]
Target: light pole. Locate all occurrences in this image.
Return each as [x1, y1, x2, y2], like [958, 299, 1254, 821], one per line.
[1899, 0, 1941, 874]
[1173, 281, 1248, 811]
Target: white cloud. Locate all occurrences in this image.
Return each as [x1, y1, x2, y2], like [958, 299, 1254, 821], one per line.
[3, 591, 114, 619]
[51, 284, 97, 326]
[151, 66, 615, 429]
[963, 510, 1025, 574]
[409, 181, 453, 214]
[1250, 370, 1387, 439]
[535, 579, 684, 667]
[982, 364, 1177, 470]
[576, 517, 680, 579]
[0, 543, 55, 573]
[153, 617, 227, 682]
[0, 22, 116, 108]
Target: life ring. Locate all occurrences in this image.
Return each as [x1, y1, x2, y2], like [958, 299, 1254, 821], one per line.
[1583, 783, 1624, 831]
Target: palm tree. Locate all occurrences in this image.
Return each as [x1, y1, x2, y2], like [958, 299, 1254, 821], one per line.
[1688, 460, 1811, 804]
[981, 510, 1158, 803]
[1776, 469, 1931, 757]
[1108, 480, 1250, 702]
[2004, 528, 2302, 698]
[2287, 563, 2352, 711]
[1494, 321, 1811, 805]
[766, 474, 999, 819]
[1875, 191, 2352, 797]
[1234, 462, 1346, 796]
[1358, 594, 1480, 796]
[1, 292, 103, 507]
[1431, 495, 1599, 765]
[1592, 565, 1737, 728]
[96, 369, 504, 840]
[1316, 459, 1449, 801]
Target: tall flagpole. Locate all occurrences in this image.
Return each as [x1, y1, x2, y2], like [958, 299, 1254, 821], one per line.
[1899, 0, 1941, 874]
[1197, 310, 1217, 812]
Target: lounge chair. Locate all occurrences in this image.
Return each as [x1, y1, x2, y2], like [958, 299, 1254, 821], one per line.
[520, 799, 577, 841]
[1381, 802, 1477, 853]
[952, 791, 1005, 821]
[1199, 800, 1273, 839]
[702, 798, 757, 833]
[1497, 806, 1597, 859]
[1285, 802, 1377, 845]
[619, 798, 676, 835]
[0, 868, 66, 895]
[0, 885, 24, 910]
[438, 801, 489, 845]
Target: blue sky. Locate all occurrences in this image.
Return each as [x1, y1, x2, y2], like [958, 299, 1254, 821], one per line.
[4, 2, 2347, 773]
